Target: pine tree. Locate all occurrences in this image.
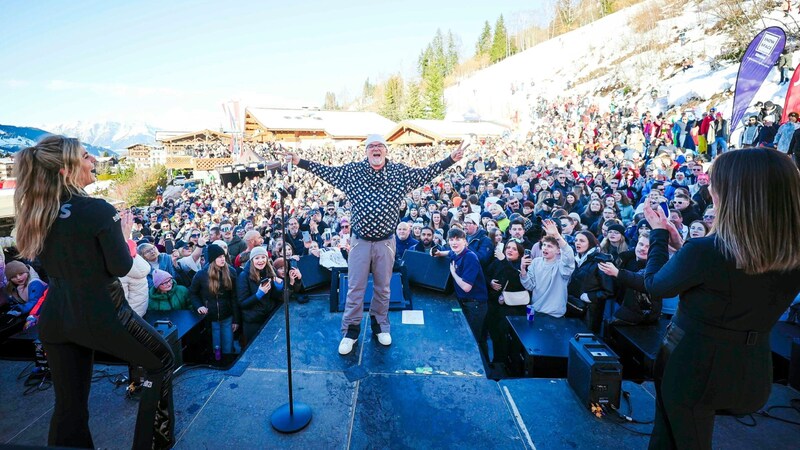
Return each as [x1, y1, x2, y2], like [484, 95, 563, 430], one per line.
[490, 15, 509, 63]
[381, 74, 405, 122]
[476, 21, 492, 57]
[324, 92, 338, 110]
[362, 78, 375, 101]
[405, 82, 424, 119]
[446, 30, 459, 75]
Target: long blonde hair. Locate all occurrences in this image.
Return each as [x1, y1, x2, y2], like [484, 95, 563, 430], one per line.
[208, 261, 232, 296]
[14, 136, 88, 260]
[711, 148, 800, 274]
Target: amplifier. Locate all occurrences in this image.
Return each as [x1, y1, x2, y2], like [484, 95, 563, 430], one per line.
[401, 250, 453, 293]
[333, 272, 408, 312]
[296, 254, 331, 291]
[567, 333, 622, 410]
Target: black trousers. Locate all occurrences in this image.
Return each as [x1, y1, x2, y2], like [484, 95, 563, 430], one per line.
[485, 299, 526, 364]
[649, 324, 772, 450]
[42, 299, 175, 449]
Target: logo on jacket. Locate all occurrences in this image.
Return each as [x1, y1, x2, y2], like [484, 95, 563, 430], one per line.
[59, 204, 72, 219]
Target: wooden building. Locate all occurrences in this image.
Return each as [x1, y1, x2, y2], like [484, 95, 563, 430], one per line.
[243, 107, 396, 147]
[126, 144, 153, 169]
[385, 119, 509, 146]
[155, 129, 233, 171]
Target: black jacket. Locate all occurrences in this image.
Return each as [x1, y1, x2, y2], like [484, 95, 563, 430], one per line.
[644, 230, 800, 333]
[613, 267, 661, 324]
[226, 235, 247, 261]
[189, 265, 241, 324]
[485, 258, 525, 303]
[568, 251, 615, 303]
[236, 261, 280, 324]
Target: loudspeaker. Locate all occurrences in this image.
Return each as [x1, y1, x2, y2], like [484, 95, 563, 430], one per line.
[605, 318, 670, 379]
[505, 315, 590, 378]
[296, 254, 331, 291]
[333, 272, 408, 312]
[401, 250, 453, 292]
[568, 333, 622, 410]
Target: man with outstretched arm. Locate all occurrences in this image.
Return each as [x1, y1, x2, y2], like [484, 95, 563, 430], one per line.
[284, 135, 467, 355]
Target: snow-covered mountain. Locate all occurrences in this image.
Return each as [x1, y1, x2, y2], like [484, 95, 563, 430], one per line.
[0, 124, 114, 156]
[445, 0, 789, 144]
[46, 120, 159, 151]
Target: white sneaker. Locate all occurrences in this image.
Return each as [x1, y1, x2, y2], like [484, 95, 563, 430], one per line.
[376, 332, 392, 346]
[338, 337, 357, 355]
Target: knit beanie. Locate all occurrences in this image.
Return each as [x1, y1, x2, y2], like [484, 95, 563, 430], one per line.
[364, 134, 387, 149]
[207, 244, 225, 263]
[152, 269, 172, 288]
[250, 246, 267, 260]
[272, 257, 285, 270]
[4, 261, 28, 280]
[212, 240, 228, 251]
[607, 223, 627, 235]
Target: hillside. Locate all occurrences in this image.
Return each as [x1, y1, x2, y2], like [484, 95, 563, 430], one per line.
[445, 0, 794, 143]
[0, 124, 115, 156]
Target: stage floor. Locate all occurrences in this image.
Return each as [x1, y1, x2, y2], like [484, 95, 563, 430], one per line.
[2, 290, 799, 449]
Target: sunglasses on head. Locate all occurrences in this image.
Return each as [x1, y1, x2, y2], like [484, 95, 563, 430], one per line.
[221, 226, 232, 232]
[191, 233, 201, 238]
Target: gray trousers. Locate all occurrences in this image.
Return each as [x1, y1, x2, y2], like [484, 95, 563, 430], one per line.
[341, 236, 395, 336]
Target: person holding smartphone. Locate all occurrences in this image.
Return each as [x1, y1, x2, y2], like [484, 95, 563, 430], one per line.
[519, 220, 575, 318]
[236, 247, 279, 346]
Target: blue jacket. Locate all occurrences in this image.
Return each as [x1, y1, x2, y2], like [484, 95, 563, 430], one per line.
[467, 229, 494, 268]
[395, 236, 419, 262]
[774, 122, 799, 153]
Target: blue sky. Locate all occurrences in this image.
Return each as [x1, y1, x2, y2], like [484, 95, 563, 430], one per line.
[0, 0, 551, 130]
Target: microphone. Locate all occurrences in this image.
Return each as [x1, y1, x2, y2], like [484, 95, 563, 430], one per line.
[275, 183, 290, 198]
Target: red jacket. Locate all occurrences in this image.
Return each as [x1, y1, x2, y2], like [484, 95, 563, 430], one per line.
[699, 116, 714, 135]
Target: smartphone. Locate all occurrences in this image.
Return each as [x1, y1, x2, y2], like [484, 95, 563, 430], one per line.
[497, 242, 505, 253]
[659, 201, 670, 216]
[259, 277, 272, 285]
[524, 249, 531, 258]
[302, 231, 311, 243]
[289, 259, 298, 270]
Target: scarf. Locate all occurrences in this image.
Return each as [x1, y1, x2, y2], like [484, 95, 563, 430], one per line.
[576, 247, 597, 267]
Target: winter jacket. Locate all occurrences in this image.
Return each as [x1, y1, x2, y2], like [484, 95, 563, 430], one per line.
[485, 258, 525, 304]
[613, 267, 662, 325]
[236, 261, 281, 324]
[568, 251, 615, 304]
[189, 265, 240, 324]
[395, 236, 419, 263]
[739, 123, 762, 147]
[774, 122, 799, 153]
[148, 284, 192, 311]
[120, 254, 150, 316]
[467, 229, 494, 267]
[226, 235, 247, 261]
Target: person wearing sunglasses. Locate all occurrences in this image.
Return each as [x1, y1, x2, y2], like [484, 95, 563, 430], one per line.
[285, 135, 467, 355]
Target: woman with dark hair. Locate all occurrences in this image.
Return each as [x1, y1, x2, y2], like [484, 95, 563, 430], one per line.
[643, 148, 800, 449]
[580, 199, 603, 228]
[564, 192, 581, 213]
[687, 220, 709, 239]
[568, 231, 615, 333]
[12, 136, 175, 449]
[485, 239, 528, 375]
[615, 191, 635, 225]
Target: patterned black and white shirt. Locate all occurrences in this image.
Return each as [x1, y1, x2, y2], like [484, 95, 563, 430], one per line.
[297, 157, 455, 240]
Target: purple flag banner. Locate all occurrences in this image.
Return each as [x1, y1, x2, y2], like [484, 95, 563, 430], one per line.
[730, 27, 786, 136]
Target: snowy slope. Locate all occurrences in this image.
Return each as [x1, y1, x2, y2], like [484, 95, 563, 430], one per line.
[0, 124, 114, 156]
[445, 0, 794, 143]
[47, 120, 159, 151]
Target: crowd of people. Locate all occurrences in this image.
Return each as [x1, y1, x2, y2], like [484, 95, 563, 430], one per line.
[2, 92, 800, 449]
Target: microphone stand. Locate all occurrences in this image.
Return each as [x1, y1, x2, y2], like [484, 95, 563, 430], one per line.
[270, 184, 312, 433]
